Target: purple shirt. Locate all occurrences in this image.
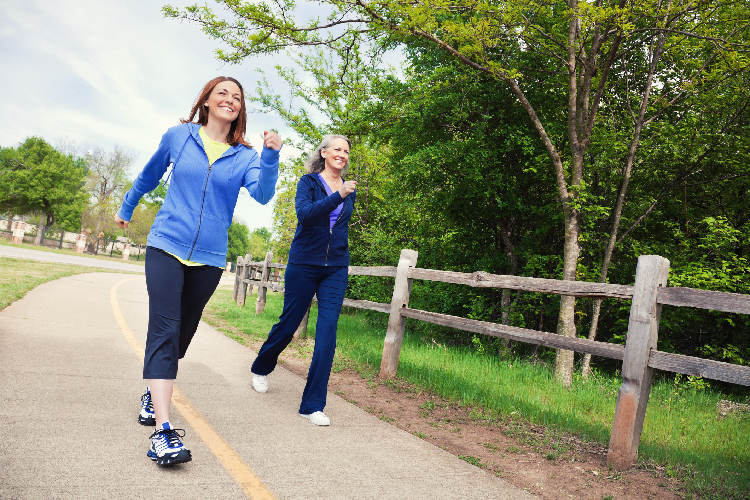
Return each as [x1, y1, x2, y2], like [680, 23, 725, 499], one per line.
[318, 173, 343, 230]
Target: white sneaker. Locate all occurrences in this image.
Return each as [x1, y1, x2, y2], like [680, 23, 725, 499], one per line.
[300, 411, 330, 426]
[252, 374, 268, 393]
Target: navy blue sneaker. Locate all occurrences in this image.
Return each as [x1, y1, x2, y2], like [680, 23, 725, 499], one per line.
[138, 387, 156, 426]
[148, 422, 192, 466]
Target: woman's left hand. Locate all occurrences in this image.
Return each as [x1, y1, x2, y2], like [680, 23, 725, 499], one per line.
[263, 130, 282, 151]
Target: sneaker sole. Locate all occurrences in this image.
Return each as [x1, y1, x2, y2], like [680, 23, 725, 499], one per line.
[139, 415, 156, 426]
[300, 413, 330, 426]
[148, 449, 192, 466]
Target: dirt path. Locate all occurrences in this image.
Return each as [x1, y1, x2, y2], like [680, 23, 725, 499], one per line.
[206, 317, 687, 500]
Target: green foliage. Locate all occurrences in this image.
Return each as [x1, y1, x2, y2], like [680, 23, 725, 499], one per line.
[142, 183, 168, 209]
[248, 227, 273, 260]
[169, 0, 750, 376]
[127, 203, 159, 246]
[81, 145, 135, 240]
[0, 138, 88, 231]
[227, 220, 251, 263]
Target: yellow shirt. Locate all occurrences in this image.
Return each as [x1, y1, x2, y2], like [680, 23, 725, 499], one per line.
[167, 127, 231, 267]
[199, 126, 231, 166]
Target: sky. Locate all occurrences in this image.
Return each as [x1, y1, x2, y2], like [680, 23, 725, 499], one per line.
[0, 0, 305, 232]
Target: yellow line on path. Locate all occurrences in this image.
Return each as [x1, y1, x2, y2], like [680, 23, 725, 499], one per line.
[110, 278, 276, 500]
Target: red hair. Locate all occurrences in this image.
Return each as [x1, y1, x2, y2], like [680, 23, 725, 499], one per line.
[181, 77, 251, 148]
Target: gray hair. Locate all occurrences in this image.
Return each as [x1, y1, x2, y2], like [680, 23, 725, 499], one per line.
[305, 134, 352, 177]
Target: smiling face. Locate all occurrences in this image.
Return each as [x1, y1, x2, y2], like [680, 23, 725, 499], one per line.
[203, 80, 242, 127]
[321, 138, 350, 174]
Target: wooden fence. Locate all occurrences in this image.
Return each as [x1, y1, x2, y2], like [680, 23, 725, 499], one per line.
[233, 249, 750, 470]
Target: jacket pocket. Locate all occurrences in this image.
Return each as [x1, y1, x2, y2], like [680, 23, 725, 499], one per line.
[328, 227, 349, 257]
[194, 213, 229, 256]
[155, 208, 200, 249]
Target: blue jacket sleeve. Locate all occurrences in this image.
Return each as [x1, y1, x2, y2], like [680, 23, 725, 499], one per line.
[117, 132, 171, 221]
[242, 145, 280, 205]
[295, 176, 345, 225]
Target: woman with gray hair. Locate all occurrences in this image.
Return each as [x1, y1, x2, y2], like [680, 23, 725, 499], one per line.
[250, 134, 356, 426]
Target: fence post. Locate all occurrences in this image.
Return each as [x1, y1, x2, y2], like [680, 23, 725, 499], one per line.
[248, 253, 255, 296]
[11, 221, 26, 244]
[608, 255, 670, 470]
[247, 257, 258, 298]
[255, 251, 273, 315]
[380, 249, 419, 379]
[75, 233, 87, 253]
[233, 255, 244, 303]
[237, 254, 252, 306]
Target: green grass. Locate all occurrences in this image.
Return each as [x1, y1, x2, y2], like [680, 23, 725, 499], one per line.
[0, 256, 139, 310]
[205, 289, 750, 500]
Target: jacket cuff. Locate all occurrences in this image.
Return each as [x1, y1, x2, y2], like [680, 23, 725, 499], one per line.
[260, 144, 281, 164]
[117, 193, 137, 221]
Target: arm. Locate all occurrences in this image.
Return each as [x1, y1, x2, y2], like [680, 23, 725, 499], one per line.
[116, 132, 171, 222]
[295, 176, 346, 225]
[243, 145, 280, 205]
[243, 131, 281, 205]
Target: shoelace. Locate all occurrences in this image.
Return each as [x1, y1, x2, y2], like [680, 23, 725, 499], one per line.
[141, 392, 154, 412]
[150, 428, 187, 449]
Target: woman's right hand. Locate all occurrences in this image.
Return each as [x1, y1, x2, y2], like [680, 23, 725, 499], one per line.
[338, 180, 357, 199]
[114, 214, 129, 229]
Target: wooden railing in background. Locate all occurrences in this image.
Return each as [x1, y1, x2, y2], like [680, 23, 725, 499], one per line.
[233, 250, 750, 470]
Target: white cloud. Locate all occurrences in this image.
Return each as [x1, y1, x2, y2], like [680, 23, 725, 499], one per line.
[0, 0, 304, 231]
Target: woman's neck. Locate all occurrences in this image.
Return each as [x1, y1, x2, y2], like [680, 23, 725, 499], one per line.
[202, 120, 231, 144]
[322, 167, 342, 180]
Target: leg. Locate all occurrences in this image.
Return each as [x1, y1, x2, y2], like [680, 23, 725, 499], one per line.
[252, 263, 318, 376]
[149, 379, 174, 428]
[299, 266, 348, 415]
[143, 247, 185, 426]
[178, 264, 224, 358]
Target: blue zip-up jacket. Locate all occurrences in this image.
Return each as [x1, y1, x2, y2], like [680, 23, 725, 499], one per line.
[287, 173, 356, 267]
[117, 122, 279, 268]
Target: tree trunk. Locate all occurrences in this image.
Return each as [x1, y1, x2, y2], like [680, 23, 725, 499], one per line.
[554, 207, 581, 387]
[581, 9, 670, 378]
[33, 210, 47, 246]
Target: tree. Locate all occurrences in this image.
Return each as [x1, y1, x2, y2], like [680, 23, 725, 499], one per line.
[0, 137, 88, 244]
[126, 203, 160, 246]
[227, 219, 251, 263]
[82, 145, 135, 245]
[166, 0, 750, 385]
[248, 227, 273, 259]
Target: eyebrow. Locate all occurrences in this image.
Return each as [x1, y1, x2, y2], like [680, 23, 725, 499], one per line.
[217, 87, 241, 97]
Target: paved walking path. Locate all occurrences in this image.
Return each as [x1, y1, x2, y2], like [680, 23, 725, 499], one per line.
[0, 272, 537, 499]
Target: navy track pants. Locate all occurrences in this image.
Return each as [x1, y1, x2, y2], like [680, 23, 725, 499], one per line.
[251, 263, 348, 414]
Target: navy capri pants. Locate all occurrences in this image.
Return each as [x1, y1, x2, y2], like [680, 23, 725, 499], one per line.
[143, 246, 223, 379]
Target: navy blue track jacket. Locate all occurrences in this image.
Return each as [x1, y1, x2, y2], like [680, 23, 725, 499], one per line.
[287, 173, 356, 267]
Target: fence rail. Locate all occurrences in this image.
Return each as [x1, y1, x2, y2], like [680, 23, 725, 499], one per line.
[233, 250, 750, 471]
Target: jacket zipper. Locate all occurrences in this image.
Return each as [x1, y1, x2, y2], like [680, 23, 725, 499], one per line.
[325, 191, 347, 266]
[186, 134, 236, 261]
[188, 163, 212, 260]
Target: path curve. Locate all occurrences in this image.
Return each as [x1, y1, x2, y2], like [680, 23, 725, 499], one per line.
[0, 272, 537, 499]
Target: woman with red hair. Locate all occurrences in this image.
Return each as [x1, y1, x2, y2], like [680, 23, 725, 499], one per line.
[115, 76, 281, 466]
